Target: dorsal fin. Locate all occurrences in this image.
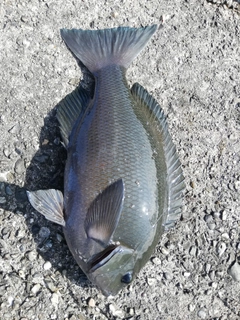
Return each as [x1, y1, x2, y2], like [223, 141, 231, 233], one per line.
[56, 85, 90, 147]
[131, 83, 185, 230]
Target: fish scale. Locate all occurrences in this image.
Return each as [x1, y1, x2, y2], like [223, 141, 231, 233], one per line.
[69, 65, 158, 250]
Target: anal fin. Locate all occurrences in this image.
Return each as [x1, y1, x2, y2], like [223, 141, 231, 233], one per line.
[27, 189, 65, 226]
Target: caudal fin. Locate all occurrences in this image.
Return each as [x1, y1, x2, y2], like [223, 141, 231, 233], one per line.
[60, 25, 157, 74]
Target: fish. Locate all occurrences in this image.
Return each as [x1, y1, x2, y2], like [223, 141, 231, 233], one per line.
[27, 25, 185, 296]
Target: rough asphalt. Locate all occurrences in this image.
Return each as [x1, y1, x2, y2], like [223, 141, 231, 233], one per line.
[0, 0, 240, 319]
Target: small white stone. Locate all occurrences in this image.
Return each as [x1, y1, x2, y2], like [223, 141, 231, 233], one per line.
[109, 304, 124, 318]
[188, 303, 195, 312]
[18, 269, 25, 279]
[88, 298, 95, 308]
[161, 247, 169, 255]
[109, 304, 116, 314]
[221, 211, 227, 220]
[221, 233, 229, 240]
[184, 272, 191, 278]
[198, 308, 207, 319]
[111, 11, 119, 18]
[43, 261, 52, 270]
[8, 296, 14, 307]
[211, 282, 218, 289]
[152, 257, 161, 265]
[216, 242, 226, 256]
[129, 308, 134, 316]
[27, 251, 37, 261]
[189, 246, 197, 255]
[234, 181, 240, 191]
[31, 283, 41, 294]
[147, 277, 156, 286]
[228, 261, 240, 281]
[51, 292, 59, 305]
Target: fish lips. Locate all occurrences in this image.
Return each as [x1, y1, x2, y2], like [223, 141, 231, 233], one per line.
[88, 244, 121, 273]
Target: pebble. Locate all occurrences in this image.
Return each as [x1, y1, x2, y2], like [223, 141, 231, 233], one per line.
[5, 186, 13, 195]
[109, 304, 124, 318]
[8, 296, 14, 307]
[161, 247, 169, 255]
[27, 251, 37, 261]
[207, 223, 216, 230]
[88, 298, 95, 308]
[189, 246, 197, 256]
[209, 270, 215, 280]
[163, 272, 173, 281]
[128, 308, 135, 316]
[234, 180, 240, 191]
[221, 211, 227, 220]
[204, 214, 213, 223]
[221, 232, 229, 240]
[43, 261, 52, 270]
[188, 303, 195, 312]
[152, 257, 161, 265]
[14, 158, 25, 174]
[228, 261, 240, 281]
[184, 272, 191, 278]
[197, 308, 207, 319]
[56, 233, 64, 242]
[111, 11, 119, 18]
[230, 228, 238, 240]
[45, 280, 57, 292]
[42, 139, 49, 145]
[31, 283, 41, 294]
[68, 77, 79, 86]
[51, 292, 59, 305]
[0, 197, 6, 204]
[213, 211, 220, 219]
[0, 172, 8, 182]
[216, 242, 226, 256]
[18, 270, 25, 279]
[147, 277, 156, 286]
[39, 227, 50, 240]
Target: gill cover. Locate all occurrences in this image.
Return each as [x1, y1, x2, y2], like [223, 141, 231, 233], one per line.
[87, 245, 135, 296]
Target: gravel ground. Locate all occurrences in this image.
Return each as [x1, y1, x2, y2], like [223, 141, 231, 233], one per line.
[0, 0, 240, 319]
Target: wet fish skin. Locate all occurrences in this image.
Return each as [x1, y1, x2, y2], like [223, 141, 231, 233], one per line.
[27, 25, 185, 296]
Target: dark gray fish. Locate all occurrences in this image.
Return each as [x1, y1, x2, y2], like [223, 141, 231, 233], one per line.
[27, 25, 185, 296]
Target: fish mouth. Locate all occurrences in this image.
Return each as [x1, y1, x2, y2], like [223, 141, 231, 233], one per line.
[88, 244, 121, 272]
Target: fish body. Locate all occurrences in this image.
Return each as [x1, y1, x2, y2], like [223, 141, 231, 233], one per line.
[27, 25, 184, 296]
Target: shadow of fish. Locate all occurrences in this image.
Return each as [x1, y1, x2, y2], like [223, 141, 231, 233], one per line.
[27, 25, 185, 296]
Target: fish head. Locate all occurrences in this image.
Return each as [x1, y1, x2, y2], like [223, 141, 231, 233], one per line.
[87, 244, 135, 296]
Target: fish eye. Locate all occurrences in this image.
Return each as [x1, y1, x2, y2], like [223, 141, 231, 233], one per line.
[121, 272, 133, 284]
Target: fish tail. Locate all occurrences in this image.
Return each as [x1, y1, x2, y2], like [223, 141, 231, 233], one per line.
[60, 25, 158, 74]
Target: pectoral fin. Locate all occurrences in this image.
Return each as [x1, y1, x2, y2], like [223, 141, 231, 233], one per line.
[84, 179, 124, 246]
[27, 189, 65, 226]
